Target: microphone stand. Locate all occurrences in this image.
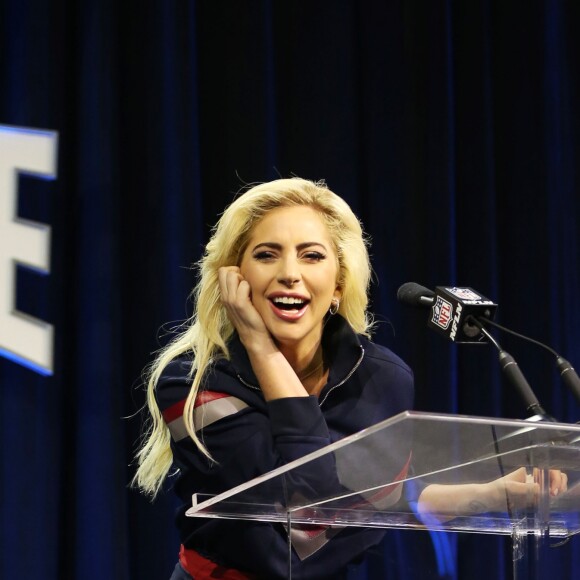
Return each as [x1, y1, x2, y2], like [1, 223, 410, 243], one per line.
[467, 317, 553, 422]
[475, 317, 580, 406]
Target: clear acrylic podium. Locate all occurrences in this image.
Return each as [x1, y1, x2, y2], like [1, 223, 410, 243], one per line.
[186, 412, 580, 579]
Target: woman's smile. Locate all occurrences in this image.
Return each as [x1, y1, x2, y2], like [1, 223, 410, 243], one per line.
[268, 292, 310, 320]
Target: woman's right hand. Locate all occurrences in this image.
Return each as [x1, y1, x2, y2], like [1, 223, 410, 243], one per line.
[218, 266, 275, 352]
[218, 266, 309, 400]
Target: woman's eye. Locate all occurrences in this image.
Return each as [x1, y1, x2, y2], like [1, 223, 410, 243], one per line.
[303, 252, 326, 262]
[254, 251, 276, 261]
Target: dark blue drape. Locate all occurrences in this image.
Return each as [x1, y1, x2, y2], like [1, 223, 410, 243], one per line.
[1, 1, 579, 579]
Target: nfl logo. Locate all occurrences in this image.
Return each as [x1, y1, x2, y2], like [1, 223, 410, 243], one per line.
[432, 296, 453, 329]
[446, 287, 482, 301]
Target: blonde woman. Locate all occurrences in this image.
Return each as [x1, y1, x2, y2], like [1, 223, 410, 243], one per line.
[134, 178, 415, 579]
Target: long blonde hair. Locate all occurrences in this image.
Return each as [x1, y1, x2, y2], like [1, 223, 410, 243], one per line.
[133, 177, 373, 497]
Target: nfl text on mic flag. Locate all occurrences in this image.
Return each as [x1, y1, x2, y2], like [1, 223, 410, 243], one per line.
[396, 283, 497, 344]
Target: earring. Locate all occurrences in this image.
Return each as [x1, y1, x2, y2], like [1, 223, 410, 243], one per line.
[329, 298, 340, 315]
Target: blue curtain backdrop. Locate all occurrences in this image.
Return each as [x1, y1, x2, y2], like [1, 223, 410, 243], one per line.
[1, 1, 579, 579]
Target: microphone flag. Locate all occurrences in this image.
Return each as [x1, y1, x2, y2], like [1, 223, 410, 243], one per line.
[427, 286, 498, 344]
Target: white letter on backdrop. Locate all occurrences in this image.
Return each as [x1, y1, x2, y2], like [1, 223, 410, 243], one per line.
[0, 125, 58, 375]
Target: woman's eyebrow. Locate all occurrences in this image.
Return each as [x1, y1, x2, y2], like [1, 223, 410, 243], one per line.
[252, 241, 327, 252]
[251, 242, 281, 252]
[296, 242, 327, 251]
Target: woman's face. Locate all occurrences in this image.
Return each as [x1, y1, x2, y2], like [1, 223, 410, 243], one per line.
[239, 205, 341, 354]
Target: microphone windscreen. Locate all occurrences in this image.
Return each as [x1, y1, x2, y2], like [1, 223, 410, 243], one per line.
[397, 282, 435, 307]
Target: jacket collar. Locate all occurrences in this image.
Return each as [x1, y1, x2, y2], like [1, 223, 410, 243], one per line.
[219, 315, 364, 392]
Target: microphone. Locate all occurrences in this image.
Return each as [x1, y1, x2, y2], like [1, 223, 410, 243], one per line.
[397, 282, 551, 421]
[398, 282, 580, 417]
[397, 282, 549, 419]
[397, 282, 497, 344]
[396, 282, 436, 307]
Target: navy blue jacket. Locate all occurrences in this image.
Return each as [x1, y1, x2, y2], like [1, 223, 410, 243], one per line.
[156, 315, 414, 579]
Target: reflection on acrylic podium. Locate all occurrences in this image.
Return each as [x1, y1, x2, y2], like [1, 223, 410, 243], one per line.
[186, 411, 580, 579]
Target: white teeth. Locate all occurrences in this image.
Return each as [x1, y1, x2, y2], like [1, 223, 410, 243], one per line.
[272, 296, 306, 306]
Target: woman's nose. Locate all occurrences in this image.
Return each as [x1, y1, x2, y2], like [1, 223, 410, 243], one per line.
[277, 258, 301, 287]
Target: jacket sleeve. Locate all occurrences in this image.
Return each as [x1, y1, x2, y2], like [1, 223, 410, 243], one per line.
[156, 361, 340, 505]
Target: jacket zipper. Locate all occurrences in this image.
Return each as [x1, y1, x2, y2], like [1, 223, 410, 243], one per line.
[236, 375, 261, 391]
[318, 346, 364, 407]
